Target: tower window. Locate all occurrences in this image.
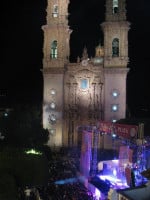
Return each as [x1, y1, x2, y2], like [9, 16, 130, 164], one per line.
[51, 40, 57, 59]
[52, 5, 58, 18]
[113, 0, 118, 14]
[112, 38, 119, 57]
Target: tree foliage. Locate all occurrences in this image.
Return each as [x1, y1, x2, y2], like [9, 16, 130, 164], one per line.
[0, 149, 49, 199]
[0, 104, 49, 148]
[0, 172, 18, 200]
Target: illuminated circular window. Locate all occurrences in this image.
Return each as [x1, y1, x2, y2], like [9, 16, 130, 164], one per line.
[111, 104, 118, 112]
[50, 89, 56, 95]
[50, 102, 56, 109]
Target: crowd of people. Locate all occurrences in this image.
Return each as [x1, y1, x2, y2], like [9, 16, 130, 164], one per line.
[18, 147, 99, 200]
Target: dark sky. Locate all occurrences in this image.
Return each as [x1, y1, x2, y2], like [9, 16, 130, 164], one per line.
[0, 0, 150, 117]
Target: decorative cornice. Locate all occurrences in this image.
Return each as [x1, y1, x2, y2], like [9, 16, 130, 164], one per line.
[101, 21, 130, 30]
[104, 57, 129, 68]
[104, 67, 129, 74]
[42, 24, 69, 30]
[41, 67, 65, 74]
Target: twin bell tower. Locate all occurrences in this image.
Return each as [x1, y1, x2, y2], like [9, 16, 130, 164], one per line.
[42, 0, 130, 148]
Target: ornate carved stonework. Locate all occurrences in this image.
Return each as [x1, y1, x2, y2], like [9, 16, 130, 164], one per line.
[42, 67, 65, 74]
[64, 63, 104, 128]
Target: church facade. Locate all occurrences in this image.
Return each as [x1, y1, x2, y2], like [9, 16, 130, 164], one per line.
[42, 0, 130, 147]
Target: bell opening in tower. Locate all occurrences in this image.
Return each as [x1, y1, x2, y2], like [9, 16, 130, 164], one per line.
[113, 0, 118, 14]
[52, 4, 58, 18]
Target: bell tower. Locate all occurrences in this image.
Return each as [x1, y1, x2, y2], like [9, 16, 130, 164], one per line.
[102, 0, 130, 122]
[42, 0, 71, 146]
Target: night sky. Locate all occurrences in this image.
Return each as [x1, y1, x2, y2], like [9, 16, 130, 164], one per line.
[0, 0, 150, 117]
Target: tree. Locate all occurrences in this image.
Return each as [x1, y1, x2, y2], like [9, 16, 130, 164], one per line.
[0, 104, 49, 148]
[0, 172, 18, 200]
[0, 149, 49, 199]
[0, 104, 50, 199]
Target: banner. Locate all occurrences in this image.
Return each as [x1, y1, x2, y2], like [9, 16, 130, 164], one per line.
[99, 121, 113, 133]
[114, 123, 138, 139]
[99, 121, 138, 139]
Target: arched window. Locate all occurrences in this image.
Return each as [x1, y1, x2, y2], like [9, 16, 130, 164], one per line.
[112, 38, 119, 57]
[51, 40, 57, 59]
[52, 5, 58, 18]
[113, 0, 118, 14]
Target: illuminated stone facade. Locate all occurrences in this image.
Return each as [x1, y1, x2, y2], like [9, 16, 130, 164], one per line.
[42, 0, 130, 147]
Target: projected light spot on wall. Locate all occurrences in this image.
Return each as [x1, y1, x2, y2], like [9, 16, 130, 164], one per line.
[50, 89, 56, 95]
[111, 104, 118, 112]
[49, 129, 56, 135]
[50, 102, 56, 109]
